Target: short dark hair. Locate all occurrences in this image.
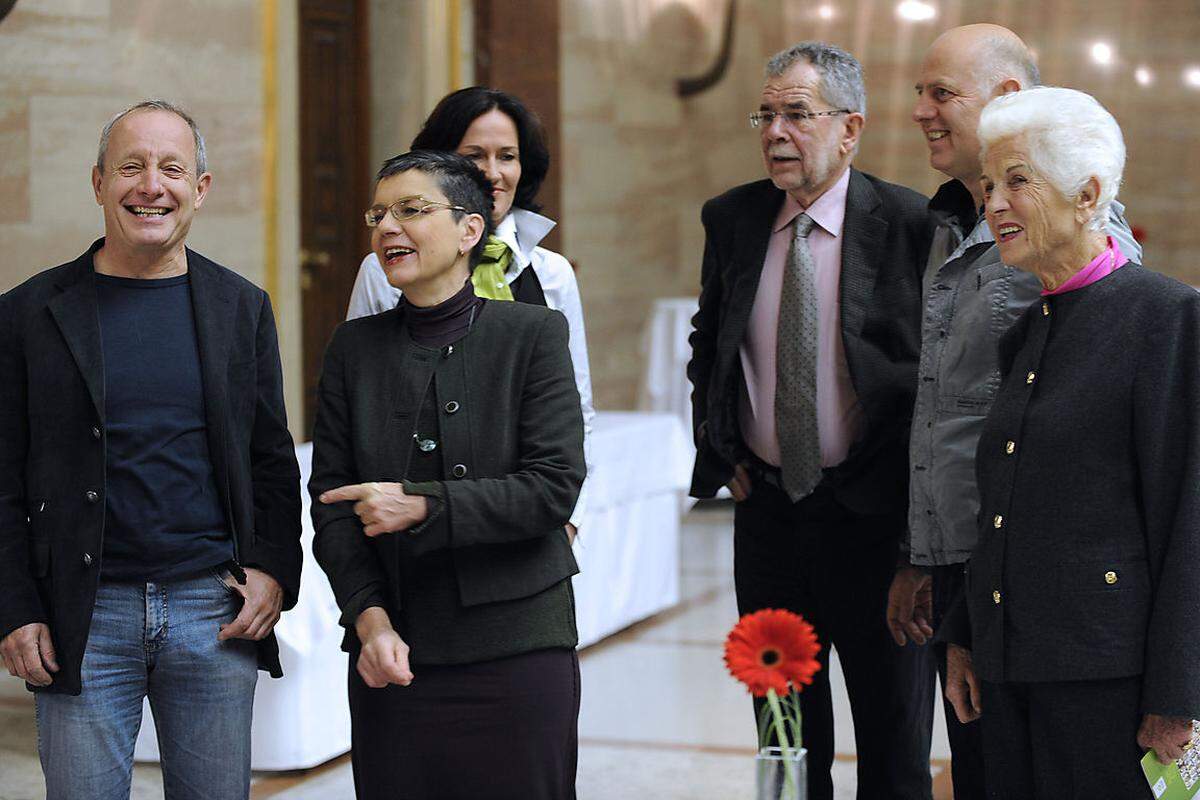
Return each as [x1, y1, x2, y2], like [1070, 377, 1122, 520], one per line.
[375, 150, 495, 266]
[410, 86, 550, 214]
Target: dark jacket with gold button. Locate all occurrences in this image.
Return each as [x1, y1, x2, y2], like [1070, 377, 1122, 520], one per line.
[0, 242, 303, 695]
[308, 299, 584, 660]
[950, 263, 1200, 718]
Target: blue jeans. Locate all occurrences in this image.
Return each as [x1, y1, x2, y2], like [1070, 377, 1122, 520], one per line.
[35, 570, 258, 800]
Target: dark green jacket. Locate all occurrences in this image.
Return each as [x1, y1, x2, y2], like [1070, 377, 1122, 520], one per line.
[309, 299, 584, 651]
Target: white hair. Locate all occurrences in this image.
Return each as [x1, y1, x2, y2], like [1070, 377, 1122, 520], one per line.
[978, 86, 1124, 232]
[766, 41, 866, 117]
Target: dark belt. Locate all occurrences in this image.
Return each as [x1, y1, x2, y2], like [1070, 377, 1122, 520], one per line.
[744, 456, 786, 491]
[744, 455, 833, 501]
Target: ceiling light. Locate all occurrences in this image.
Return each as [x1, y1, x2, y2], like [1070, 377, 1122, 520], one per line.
[1134, 66, 1154, 86]
[1090, 42, 1114, 65]
[1185, 67, 1200, 89]
[896, 1, 936, 22]
[817, 4, 836, 19]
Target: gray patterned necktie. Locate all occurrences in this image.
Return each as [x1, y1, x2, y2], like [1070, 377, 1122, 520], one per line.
[775, 212, 822, 502]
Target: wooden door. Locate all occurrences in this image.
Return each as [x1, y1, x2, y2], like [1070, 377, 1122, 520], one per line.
[298, 0, 369, 433]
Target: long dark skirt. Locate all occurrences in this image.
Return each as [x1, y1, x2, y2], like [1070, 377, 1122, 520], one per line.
[348, 647, 580, 800]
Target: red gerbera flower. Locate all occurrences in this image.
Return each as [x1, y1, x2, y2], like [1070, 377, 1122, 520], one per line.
[724, 609, 822, 698]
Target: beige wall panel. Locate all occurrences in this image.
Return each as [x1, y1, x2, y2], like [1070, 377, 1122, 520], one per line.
[562, 0, 783, 408]
[0, 95, 30, 224]
[17, 0, 110, 16]
[0, 11, 112, 96]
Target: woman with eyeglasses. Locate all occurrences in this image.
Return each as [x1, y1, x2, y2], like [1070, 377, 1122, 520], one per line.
[310, 150, 585, 800]
[347, 86, 594, 547]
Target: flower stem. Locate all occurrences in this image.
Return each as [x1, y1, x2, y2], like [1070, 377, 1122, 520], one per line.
[766, 688, 798, 799]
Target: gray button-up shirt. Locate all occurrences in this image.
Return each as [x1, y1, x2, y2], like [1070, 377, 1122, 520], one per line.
[906, 180, 1141, 566]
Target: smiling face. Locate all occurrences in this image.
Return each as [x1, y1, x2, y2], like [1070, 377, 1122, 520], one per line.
[455, 109, 521, 224]
[759, 60, 861, 207]
[91, 109, 210, 259]
[912, 43, 994, 186]
[981, 135, 1084, 273]
[370, 169, 484, 305]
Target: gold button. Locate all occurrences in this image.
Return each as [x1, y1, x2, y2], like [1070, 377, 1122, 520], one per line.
[1104, 571, 1118, 585]
[1005, 440, 1016, 455]
[1042, 301, 1050, 316]
[993, 514, 1004, 528]
[1026, 371, 1036, 384]
[993, 590, 1001, 604]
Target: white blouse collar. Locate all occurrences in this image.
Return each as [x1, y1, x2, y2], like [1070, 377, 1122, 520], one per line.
[494, 208, 556, 271]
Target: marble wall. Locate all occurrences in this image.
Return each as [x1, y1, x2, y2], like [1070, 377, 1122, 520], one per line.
[561, 0, 1200, 408]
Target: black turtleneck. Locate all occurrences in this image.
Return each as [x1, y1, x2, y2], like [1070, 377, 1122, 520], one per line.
[402, 279, 485, 347]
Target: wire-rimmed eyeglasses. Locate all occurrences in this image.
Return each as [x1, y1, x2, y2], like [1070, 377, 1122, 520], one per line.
[749, 109, 852, 129]
[364, 197, 468, 228]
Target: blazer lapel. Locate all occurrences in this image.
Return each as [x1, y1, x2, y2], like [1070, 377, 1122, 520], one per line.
[188, 251, 239, 518]
[47, 256, 105, 422]
[840, 169, 889, 351]
[724, 182, 786, 354]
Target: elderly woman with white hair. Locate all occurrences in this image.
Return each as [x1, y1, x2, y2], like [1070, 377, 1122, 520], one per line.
[941, 86, 1200, 798]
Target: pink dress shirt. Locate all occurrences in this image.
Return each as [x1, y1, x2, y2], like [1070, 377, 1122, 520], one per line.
[738, 168, 864, 468]
[1041, 237, 1129, 296]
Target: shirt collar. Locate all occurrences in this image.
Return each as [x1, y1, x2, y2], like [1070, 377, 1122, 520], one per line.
[949, 214, 996, 262]
[494, 208, 556, 271]
[929, 178, 979, 230]
[772, 167, 850, 237]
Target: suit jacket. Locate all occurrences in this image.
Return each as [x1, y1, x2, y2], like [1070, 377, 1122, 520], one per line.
[687, 169, 933, 515]
[0, 240, 303, 694]
[308, 299, 584, 639]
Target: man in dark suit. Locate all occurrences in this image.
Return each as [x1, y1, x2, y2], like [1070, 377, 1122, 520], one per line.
[0, 100, 301, 799]
[688, 43, 933, 799]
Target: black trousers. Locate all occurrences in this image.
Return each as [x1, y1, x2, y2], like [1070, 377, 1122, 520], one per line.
[734, 479, 932, 800]
[979, 676, 1150, 799]
[347, 647, 580, 800]
[926, 563, 987, 799]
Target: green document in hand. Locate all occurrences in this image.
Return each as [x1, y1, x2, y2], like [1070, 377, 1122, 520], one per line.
[1142, 722, 1200, 800]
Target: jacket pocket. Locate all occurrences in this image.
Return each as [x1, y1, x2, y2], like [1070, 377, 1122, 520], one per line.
[976, 262, 1010, 288]
[1048, 559, 1151, 671]
[1055, 558, 1148, 593]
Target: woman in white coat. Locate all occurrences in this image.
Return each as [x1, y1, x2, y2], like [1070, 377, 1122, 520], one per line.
[346, 87, 594, 540]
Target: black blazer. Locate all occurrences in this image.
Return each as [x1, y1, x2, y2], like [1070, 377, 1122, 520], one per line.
[308, 300, 584, 635]
[0, 241, 303, 694]
[687, 170, 933, 515]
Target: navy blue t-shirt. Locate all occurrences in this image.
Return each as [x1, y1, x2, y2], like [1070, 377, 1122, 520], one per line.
[95, 272, 233, 582]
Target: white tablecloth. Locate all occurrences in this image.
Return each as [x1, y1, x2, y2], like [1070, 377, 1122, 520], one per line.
[638, 297, 698, 432]
[573, 412, 690, 647]
[637, 297, 722, 501]
[136, 411, 689, 770]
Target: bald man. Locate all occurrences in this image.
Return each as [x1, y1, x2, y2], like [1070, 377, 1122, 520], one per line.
[885, 24, 1140, 799]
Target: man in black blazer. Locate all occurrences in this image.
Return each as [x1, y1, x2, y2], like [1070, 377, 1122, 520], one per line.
[688, 43, 933, 799]
[0, 100, 301, 799]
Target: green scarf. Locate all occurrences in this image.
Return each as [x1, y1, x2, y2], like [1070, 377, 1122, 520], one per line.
[471, 235, 515, 301]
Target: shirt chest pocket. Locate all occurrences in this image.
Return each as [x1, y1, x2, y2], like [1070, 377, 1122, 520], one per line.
[935, 264, 1020, 407]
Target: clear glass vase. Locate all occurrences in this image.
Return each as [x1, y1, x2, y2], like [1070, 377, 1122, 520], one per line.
[755, 746, 807, 800]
